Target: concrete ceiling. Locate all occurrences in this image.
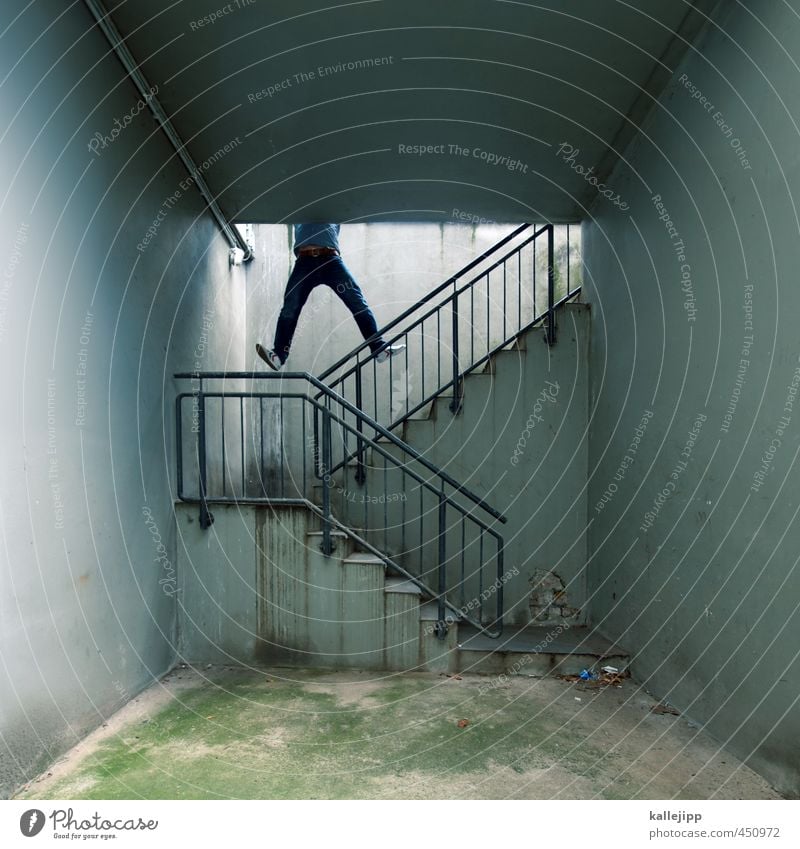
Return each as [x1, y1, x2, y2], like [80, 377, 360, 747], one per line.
[101, 0, 716, 222]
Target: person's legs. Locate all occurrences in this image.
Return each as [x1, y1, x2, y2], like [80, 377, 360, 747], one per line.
[326, 258, 384, 353]
[272, 260, 316, 363]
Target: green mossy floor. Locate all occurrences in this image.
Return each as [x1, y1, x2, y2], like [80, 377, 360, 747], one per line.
[16, 667, 780, 800]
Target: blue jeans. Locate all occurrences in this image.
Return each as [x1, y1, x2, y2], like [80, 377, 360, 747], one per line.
[272, 255, 383, 363]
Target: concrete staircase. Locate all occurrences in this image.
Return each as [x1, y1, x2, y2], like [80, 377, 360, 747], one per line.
[175, 501, 628, 676]
[263, 522, 628, 676]
[175, 302, 627, 676]
[296, 302, 624, 673]
[315, 302, 592, 631]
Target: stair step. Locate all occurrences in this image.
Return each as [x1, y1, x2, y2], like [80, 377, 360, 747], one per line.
[457, 624, 627, 658]
[453, 624, 628, 677]
[406, 401, 435, 422]
[306, 529, 349, 541]
[384, 577, 422, 595]
[403, 418, 434, 444]
[430, 375, 494, 420]
[487, 346, 525, 373]
[342, 552, 385, 566]
[459, 625, 628, 660]
[419, 600, 459, 622]
[510, 333, 527, 352]
[305, 529, 352, 553]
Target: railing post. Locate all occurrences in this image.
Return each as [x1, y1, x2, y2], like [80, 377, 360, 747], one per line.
[176, 394, 184, 498]
[320, 405, 333, 556]
[312, 405, 320, 478]
[197, 383, 214, 529]
[495, 542, 504, 636]
[449, 293, 462, 414]
[355, 367, 365, 484]
[546, 224, 556, 346]
[435, 488, 448, 639]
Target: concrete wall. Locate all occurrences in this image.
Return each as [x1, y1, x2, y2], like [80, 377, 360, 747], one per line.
[176, 504, 263, 666]
[0, 1, 246, 797]
[175, 503, 422, 671]
[582, 0, 800, 796]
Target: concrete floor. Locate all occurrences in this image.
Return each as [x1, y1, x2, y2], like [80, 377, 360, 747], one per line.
[15, 666, 781, 800]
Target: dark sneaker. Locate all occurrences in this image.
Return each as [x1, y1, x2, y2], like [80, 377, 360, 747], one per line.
[256, 343, 283, 371]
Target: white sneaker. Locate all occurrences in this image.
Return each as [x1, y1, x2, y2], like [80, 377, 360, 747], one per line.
[256, 343, 283, 371]
[375, 342, 406, 363]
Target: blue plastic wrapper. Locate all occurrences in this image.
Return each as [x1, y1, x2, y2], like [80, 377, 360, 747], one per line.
[579, 669, 594, 680]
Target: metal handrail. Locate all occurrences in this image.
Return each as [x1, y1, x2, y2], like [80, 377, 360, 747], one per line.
[175, 371, 506, 523]
[309, 504, 503, 639]
[315, 223, 581, 479]
[174, 371, 505, 637]
[318, 222, 531, 382]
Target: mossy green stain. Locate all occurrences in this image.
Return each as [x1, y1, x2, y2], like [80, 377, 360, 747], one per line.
[19, 671, 623, 800]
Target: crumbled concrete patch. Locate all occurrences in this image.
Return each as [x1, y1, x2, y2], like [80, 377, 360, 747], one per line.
[528, 569, 580, 623]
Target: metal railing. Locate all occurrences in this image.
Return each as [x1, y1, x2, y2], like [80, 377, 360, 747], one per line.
[175, 371, 505, 637]
[317, 224, 581, 462]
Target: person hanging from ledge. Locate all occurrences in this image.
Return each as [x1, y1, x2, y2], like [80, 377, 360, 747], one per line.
[256, 223, 406, 371]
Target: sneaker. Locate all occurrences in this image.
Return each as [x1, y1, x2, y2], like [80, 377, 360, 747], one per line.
[255, 343, 283, 371]
[375, 342, 406, 363]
